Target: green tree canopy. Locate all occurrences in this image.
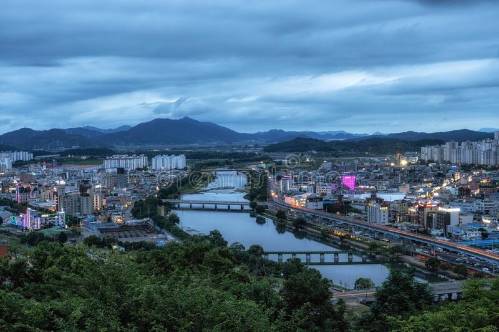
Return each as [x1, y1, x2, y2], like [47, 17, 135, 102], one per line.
[354, 277, 375, 290]
[292, 217, 307, 229]
[357, 270, 432, 331]
[0, 235, 348, 331]
[276, 209, 287, 220]
[167, 212, 180, 224]
[390, 279, 499, 331]
[425, 257, 441, 273]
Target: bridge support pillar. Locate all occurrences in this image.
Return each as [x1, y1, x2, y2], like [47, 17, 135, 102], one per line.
[214, 204, 217, 210]
[277, 253, 283, 263]
[334, 252, 339, 264]
[202, 204, 204, 209]
[348, 252, 353, 263]
[241, 204, 244, 210]
[320, 253, 325, 263]
[227, 205, 230, 210]
[291, 253, 297, 259]
[361, 256, 367, 263]
[306, 253, 311, 264]
[189, 203, 192, 209]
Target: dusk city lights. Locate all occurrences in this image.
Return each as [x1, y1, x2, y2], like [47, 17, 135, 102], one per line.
[0, 1, 498, 331]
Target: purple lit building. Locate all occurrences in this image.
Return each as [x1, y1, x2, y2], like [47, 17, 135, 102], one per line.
[341, 175, 356, 191]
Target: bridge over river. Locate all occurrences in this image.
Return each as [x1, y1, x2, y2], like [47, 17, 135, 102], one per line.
[333, 280, 465, 303]
[164, 199, 251, 212]
[269, 200, 499, 267]
[263, 250, 378, 265]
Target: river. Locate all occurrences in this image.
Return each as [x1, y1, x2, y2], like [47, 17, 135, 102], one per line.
[178, 171, 390, 289]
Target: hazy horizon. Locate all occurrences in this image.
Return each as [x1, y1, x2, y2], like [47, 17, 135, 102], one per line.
[0, 116, 497, 135]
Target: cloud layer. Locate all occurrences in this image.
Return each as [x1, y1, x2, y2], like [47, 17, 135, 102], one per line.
[1, 0, 498, 133]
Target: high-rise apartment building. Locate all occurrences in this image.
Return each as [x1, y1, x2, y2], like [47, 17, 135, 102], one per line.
[367, 201, 389, 224]
[0, 151, 34, 163]
[426, 207, 460, 236]
[421, 133, 499, 166]
[0, 158, 12, 171]
[151, 155, 186, 170]
[59, 181, 96, 217]
[104, 155, 148, 170]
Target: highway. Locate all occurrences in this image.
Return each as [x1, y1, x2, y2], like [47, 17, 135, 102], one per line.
[269, 199, 499, 266]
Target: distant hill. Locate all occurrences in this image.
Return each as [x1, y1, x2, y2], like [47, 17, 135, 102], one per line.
[264, 137, 445, 154]
[248, 129, 365, 143]
[60, 148, 116, 157]
[0, 116, 493, 151]
[64, 125, 131, 137]
[0, 144, 18, 151]
[0, 128, 99, 150]
[480, 128, 499, 133]
[104, 117, 244, 146]
[368, 129, 492, 142]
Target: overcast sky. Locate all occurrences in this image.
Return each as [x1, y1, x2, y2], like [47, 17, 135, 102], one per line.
[1, 0, 499, 133]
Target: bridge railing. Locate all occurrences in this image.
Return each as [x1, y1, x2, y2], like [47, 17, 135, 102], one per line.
[263, 251, 375, 265]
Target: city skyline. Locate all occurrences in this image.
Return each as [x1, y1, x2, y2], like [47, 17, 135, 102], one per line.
[1, 0, 499, 133]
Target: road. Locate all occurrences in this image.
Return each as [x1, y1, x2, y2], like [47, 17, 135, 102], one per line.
[333, 281, 464, 303]
[269, 199, 499, 266]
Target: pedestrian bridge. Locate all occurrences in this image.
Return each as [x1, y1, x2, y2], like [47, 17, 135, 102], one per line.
[164, 199, 251, 212]
[263, 250, 378, 265]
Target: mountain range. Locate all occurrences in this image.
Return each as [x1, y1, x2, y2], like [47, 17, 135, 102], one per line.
[480, 128, 499, 133]
[355, 129, 493, 142]
[64, 125, 131, 137]
[263, 137, 446, 154]
[0, 117, 494, 151]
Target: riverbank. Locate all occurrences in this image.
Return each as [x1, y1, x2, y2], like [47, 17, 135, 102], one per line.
[173, 171, 390, 288]
[260, 211, 451, 283]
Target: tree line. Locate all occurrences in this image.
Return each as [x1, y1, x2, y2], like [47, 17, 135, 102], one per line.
[1, 228, 497, 331]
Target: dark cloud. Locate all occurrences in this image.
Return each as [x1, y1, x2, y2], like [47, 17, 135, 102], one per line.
[0, 0, 498, 133]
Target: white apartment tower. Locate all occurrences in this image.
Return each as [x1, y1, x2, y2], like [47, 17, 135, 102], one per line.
[104, 155, 149, 171]
[151, 155, 186, 170]
[367, 202, 389, 224]
[421, 134, 499, 166]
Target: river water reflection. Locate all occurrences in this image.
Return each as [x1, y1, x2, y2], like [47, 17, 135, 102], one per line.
[179, 172, 389, 289]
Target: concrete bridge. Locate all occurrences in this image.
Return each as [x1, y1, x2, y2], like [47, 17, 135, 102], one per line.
[333, 280, 464, 304]
[164, 199, 251, 212]
[263, 250, 377, 265]
[429, 280, 465, 302]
